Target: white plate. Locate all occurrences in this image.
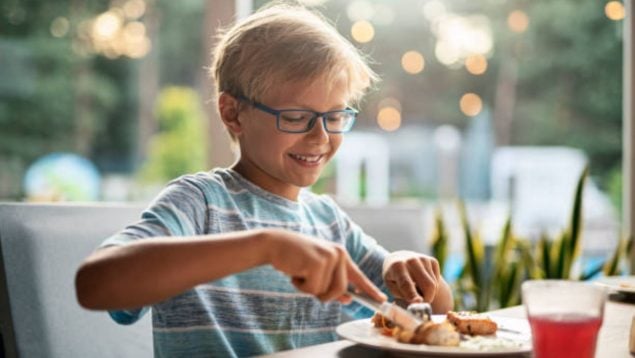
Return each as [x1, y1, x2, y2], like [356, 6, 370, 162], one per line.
[336, 315, 532, 356]
[595, 275, 635, 294]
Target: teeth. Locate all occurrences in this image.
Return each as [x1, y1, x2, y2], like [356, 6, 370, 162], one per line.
[290, 154, 321, 163]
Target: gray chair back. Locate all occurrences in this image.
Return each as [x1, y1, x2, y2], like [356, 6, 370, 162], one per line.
[340, 203, 428, 254]
[0, 203, 153, 358]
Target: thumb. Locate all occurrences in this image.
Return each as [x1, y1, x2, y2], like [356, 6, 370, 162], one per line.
[346, 259, 387, 303]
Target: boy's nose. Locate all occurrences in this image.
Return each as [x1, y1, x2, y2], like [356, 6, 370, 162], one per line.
[305, 116, 330, 142]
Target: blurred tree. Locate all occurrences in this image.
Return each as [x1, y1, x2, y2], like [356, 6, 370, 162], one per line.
[137, 86, 207, 184]
[156, 0, 205, 87]
[509, 0, 622, 185]
[0, 0, 136, 199]
[312, 0, 622, 195]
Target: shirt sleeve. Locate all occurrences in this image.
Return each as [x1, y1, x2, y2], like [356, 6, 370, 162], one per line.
[102, 175, 209, 248]
[100, 174, 209, 324]
[326, 198, 393, 319]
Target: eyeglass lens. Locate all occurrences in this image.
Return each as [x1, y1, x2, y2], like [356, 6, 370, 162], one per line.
[278, 111, 353, 133]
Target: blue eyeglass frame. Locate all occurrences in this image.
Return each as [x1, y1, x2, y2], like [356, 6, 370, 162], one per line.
[236, 94, 358, 133]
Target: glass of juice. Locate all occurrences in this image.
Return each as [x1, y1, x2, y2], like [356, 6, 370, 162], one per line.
[522, 280, 606, 358]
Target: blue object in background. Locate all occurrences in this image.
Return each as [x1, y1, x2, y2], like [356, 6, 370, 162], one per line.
[24, 152, 101, 201]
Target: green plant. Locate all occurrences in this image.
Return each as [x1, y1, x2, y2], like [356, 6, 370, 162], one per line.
[137, 86, 207, 183]
[445, 165, 630, 311]
[535, 166, 588, 279]
[453, 204, 525, 311]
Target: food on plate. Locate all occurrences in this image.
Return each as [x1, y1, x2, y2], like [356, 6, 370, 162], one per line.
[371, 309, 500, 347]
[446, 310, 498, 335]
[408, 321, 461, 346]
[372, 312, 460, 346]
[371, 311, 397, 337]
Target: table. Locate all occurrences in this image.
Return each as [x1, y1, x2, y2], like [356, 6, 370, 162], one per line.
[260, 296, 634, 357]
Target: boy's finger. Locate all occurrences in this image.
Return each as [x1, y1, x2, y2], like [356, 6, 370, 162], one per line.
[394, 264, 423, 303]
[408, 259, 437, 303]
[346, 259, 387, 303]
[318, 255, 338, 296]
[429, 258, 441, 280]
[318, 255, 347, 301]
[385, 279, 402, 299]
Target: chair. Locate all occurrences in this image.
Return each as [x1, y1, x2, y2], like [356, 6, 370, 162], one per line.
[0, 203, 153, 358]
[339, 203, 429, 254]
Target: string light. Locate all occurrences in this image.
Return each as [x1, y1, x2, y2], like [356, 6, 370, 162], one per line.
[377, 106, 402, 131]
[605, 1, 625, 21]
[508, 10, 529, 33]
[465, 54, 488, 75]
[460, 93, 483, 117]
[401, 51, 425, 74]
[351, 20, 375, 43]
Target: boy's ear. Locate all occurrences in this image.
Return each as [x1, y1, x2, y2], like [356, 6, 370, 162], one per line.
[218, 92, 243, 136]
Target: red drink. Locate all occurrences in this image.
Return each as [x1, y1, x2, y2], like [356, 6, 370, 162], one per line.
[529, 313, 602, 358]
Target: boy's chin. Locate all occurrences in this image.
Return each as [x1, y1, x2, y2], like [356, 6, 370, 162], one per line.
[291, 174, 322, 188]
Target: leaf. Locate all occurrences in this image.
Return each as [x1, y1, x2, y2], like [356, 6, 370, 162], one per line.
[603, 236, 626, 276]
[536, 234, 551, 278]
[458, 201, 487, 311]
[430, 207, 448, 272]
[551, 232, 568, 278]
[492, 215, 515, 308]
[493, 215, 514, 281]
[520, 239, 543, 279]
[500, 261, 522, 308]
[563, 165, 588, 277]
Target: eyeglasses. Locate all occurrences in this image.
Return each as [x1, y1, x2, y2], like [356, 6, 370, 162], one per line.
[236, 95, 357, 133]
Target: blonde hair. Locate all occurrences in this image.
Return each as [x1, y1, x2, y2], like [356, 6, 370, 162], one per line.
[210, 3, 378, 138]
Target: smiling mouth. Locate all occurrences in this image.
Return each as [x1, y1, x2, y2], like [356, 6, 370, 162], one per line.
[288, 153, 324, 163]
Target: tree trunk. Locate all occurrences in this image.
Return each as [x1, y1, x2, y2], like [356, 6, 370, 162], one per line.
[136, 0, 159, 166]
[493, 59, 518, 147]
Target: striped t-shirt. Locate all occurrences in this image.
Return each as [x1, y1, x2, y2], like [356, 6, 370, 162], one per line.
[101, 168, 389, 357]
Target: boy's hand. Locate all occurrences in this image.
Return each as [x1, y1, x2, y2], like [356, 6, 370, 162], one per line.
[382, 250, 441, 304]
[264, 229, 386, 304]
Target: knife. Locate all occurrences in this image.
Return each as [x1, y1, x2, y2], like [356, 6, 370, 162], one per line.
[347, 289, 422, 331]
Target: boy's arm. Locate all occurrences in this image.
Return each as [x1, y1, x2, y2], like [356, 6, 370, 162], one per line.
[75, 228, 385, 311]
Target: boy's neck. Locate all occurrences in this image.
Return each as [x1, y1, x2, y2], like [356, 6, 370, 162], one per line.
[231, 161, 301, 202]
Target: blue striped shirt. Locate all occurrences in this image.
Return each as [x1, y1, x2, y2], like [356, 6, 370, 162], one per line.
[101, 168, 389, 357]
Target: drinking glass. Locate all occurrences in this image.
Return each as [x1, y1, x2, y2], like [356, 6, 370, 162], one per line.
[522, 280, 606, 358]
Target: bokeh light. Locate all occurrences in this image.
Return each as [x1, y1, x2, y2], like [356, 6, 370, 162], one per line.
[431, 15, 493, 66]
[401, 51, 425, 74]
[465, 54, 488, 75]
[459, 93, 483, 117]
[93, 11, 122, 40]
[123, 0, 146, 19]
[79, 6, 151, 59]
[605, 1, 625, 21]
[50, 17, 70, 38]
[351, 20, 375, 43]
[507, 10, 529, 33]
[377, 106, 401, 131]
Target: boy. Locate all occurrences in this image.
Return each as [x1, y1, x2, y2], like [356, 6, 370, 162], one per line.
[75, 3, 453, 357]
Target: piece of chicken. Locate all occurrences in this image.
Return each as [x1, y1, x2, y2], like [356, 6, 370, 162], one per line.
[446, 310, 498, 335]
